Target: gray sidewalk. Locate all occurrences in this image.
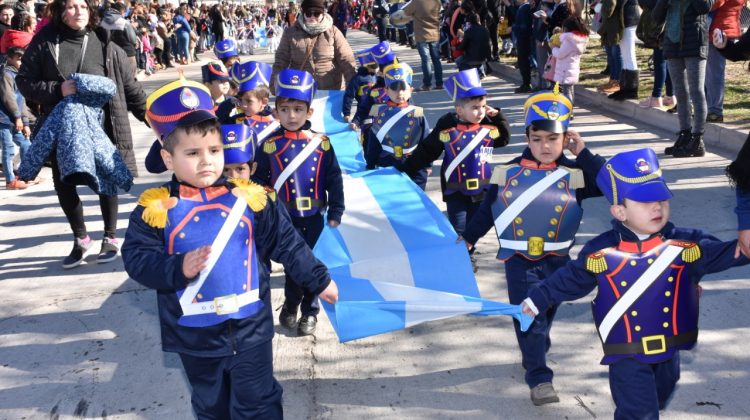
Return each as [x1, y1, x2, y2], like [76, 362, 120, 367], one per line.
[1, 30, 749, 419]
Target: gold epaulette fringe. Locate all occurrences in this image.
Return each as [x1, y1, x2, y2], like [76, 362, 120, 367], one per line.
[138, 187, 177, 228]
[586, 252, 608, 274]
[230, 178, 268, 212]
[681, 243, 702, 263]
[263, 139, 277, 154]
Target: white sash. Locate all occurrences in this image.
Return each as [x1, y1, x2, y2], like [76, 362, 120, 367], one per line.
[493, 168, 569, 238]
[272, 135, 324, 192]
[179, 196, 247, 308]
[598, 245, 683, 342]
[443, 128, 491, 182]
[255, 121, 280, 144]
[375, 106, 416, 142]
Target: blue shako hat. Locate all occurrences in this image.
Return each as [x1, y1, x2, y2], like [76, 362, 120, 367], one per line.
[222, 124, 255, 164]
[355, 48, 378, 67]
[201, 61, 231, 83]
[383, 63, 413, 89]
[444, 69, 487, 101]
[523, 85, 573, 134]
[370, 41, 396, 67]
[146, 77, 216, 141]
[275, 69, 316, 103]
[214, 39, 239, 60]
[230, 61, 273, 93]
[596, 148, 673, 205]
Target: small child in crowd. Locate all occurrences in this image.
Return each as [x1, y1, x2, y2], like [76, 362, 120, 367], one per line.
[1, 46, 32, 190]
[461, 88, 605, 405]
[220, 61, 278, 145]
[401, 69, 510, 254]
[352, 41, 398, 145]
[252, 69, 345, 336]
[122, 78, 338, 419]
[221, 123, 258, 180]
[342, 48, 378, 123]
[551, 16, 589, 105]
[201, 61, 231, 108]
[364, 62, 431, 190]
[214, 38, 240, 69]
[521, 148, 750, 418]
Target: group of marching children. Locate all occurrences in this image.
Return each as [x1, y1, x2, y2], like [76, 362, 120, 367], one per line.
[123, 33, 750, 420]
[125, 39, 345, 418]
[341, 38, 750, 420]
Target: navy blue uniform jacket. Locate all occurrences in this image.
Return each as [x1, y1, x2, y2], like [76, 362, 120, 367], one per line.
[401, 108, 512, 202]
[527, 220, 750, 331]
[251, 121, 345, 224]
[122, 177, 332, 357]
[343, 67, 377, 117]
[462, 147, 605, 245]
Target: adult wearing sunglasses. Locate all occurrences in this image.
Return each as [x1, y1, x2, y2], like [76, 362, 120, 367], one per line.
[272, 0, 356, 90]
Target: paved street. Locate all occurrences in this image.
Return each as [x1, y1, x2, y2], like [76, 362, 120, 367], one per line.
[1, 30, 749, 419]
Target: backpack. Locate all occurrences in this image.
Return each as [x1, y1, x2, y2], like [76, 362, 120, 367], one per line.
[636, 7, 664, 49]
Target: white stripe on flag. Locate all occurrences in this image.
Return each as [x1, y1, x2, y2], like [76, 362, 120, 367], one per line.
[369, 281, 483, 327]
[309, 94, 329, 132]
[336, 175, 415, 288]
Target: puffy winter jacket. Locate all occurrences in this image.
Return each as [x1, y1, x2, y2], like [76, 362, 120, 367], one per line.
[553, 32, 589, 85]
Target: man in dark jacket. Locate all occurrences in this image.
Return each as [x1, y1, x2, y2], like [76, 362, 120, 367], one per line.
[0, 5, 13, 40]
[100, 2, 138, 71]
[511, 0, 534, 92]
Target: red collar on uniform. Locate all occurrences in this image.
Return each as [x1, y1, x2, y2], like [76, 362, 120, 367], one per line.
[249, 114, 273, 123]
[179, 185, 228, 202]
[457, 123, 481, 131]
[386, 100, 409, 107]
[283, 130, 310, 140]
[617, 235, 665, 253]
[519, 158, 557, 169]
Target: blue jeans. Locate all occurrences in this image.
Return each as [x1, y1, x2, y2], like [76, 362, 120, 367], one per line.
[651, 48, 673, 98]
[416, 41, 443, 88]
[1, 125, 30, 182]
[176, 30, 190, 61]
[705, 44, 725, 116]
[605, 44, 622, 80]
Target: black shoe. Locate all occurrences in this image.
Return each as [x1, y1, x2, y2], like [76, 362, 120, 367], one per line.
[97, 236, 120, 263]
[599, 65, 610, 75]
[706, 113, 724, 123]
[665, 129, 691, 155]
[666, 104, 678, 113]
[514, 84, 532, 94]
[62, 235, 95, 269]
[435, 84, 444, 90]
[279, 304, 298, 329]
[297, 315, 317, 336]
[608, 70, 639, 101]
[673, 132, 706, 158]
[415, 85, 432, 92]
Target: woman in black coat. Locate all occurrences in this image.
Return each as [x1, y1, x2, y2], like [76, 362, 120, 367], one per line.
[16, 0, 147, 269]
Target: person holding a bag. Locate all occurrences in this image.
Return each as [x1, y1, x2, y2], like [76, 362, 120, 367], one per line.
[272, 0, 356, 90]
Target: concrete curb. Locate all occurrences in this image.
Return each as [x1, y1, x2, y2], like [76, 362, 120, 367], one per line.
[487, 60, 748, 155]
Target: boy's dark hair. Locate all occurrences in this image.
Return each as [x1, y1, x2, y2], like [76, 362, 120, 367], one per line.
[6, 46, 24, 58]
[562, 15, 590, 36]
[525, 123, 566, 136]
[163, 118, 221, 153]
[275, 96, 310, 109]
[456, 95, 486, 106]
[239, 84, 271, 101]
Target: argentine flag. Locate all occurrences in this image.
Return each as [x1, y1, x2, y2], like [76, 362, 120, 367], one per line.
[308, 91, 532, 342]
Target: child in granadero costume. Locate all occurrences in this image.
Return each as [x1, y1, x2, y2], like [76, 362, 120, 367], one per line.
[122, 79, 338, 419]
[522, 148, 750, 418]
